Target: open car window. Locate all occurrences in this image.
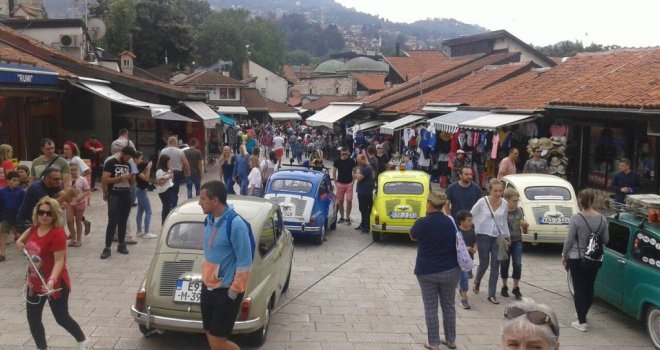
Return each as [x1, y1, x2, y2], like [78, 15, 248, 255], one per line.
[270, 179, 313, 194]
[383, 182, 424, 195]
[524, 186, 572, 200]
[167, 222, 205, 250]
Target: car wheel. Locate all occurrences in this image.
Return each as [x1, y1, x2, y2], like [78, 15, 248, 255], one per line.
[647, 306, 660, 349]
[329, 210, 338, 230]
[248, 302, 272, 346]
[314, 224, 325, 245]
[566, 269, 574, 297]
[372, 230, 381, 242]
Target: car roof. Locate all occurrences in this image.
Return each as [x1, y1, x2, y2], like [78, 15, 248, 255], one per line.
[270, 168, 327, 183]
[502, 174, 573, 188]
[172, 195, 276, 222]
[379, 170, 430, 181]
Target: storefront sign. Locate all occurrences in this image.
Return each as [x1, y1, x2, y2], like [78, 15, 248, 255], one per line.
[0, 63, 59, 86]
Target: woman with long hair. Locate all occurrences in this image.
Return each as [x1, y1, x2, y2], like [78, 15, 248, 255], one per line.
[155, 154, 174, 224]
[15, 197, 89, 350]
[562, 189, 609, 331]
[62, 141, 92, 234]
[134, 152, 156, 239]
[0, 143, 16, 188]
[218, 146, 236, 195]
[247, 157, 263, 197]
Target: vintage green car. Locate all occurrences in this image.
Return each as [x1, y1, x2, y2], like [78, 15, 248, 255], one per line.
[568, 206, 660, 348]
[131, 196, 294, 346]
[370, 170, 431, 242]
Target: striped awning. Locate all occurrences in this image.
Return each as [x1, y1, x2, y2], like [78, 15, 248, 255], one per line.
[428, 110, 490, 133]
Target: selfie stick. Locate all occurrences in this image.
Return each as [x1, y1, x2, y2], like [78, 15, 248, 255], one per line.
[23, 249, 62, 297]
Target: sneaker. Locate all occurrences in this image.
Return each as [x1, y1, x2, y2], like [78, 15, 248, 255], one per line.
[460, 299, 471, 309]
[440, 340, 457, 349]
[512, 287, 522, 300]
[345, 218, 352, 224]
[571, 321, 588, 331]
[501, 286, 509, 297]
[100, 248, 111, 259]
[117, 244, 129, 254]
[125, 238, 138, 245]
[142, 233, 158, 239]
[78, 339, 90, 350]
[337, 218, 345, 224]
[136, 231, 144, 238]
[84, 220, 91, 235]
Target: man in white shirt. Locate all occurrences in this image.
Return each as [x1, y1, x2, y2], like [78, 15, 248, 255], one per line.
[160, 136, 191, 208]
[272, 132, 285, 168]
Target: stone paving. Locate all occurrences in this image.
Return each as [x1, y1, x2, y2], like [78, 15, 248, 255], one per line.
[0, 164, 654, 349]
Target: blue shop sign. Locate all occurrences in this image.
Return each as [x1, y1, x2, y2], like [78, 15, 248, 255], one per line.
[0, 63, 59, 86]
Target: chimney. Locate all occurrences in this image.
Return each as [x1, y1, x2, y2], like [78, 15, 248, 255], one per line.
[242, 60, 250, 80]
[119, 50, 136, 76]
[395, 42, 400, 56]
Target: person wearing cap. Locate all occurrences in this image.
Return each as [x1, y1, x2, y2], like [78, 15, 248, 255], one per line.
[523, 147, 549, 174]
[83, 135, 104, 190]
[497, 148, 519, 180]
[451, 150, 467, 183]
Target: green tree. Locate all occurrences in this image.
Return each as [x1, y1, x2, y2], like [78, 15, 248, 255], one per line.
[174, 0, 212, 29]
[242, 17, 286, 73]
[104, 0, 138, 54]
[286, 50, 313, 65]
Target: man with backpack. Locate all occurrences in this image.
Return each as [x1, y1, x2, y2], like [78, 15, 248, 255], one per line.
[198, 181, 254, 350]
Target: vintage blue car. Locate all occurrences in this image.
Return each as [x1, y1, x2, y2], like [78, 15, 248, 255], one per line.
[264, 168, 338, 245]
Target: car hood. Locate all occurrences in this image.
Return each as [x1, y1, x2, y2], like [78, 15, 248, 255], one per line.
[264, 193, 314, 222]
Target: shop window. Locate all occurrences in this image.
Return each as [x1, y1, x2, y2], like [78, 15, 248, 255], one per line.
[606, 222, 630, 255]
[632, 230, 660, 271]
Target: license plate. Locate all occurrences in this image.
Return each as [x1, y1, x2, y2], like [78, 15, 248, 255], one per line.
[280, 204, 295, 217]
[390, 212, 418, 219]
[174, 280, 202, 303]
[539, 216, 569, 224]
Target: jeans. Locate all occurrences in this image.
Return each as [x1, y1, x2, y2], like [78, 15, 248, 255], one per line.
[105, 190, 131, 248]
[159, 187, 174, 224]
[26, 283, 85, 350]
[135, 187, 152, 234]
[417, 268, 460, 346]
[475, 234, 500, 298]
[238, 175, 248, 196]
[171, 170, 184, 207]
[224, 175, 235, 195]
[459, 270, 470, 293]
[186, 174, 201, 199]
[357, 193, 373, 229]
[568, 259, 599, 323]
[500, 240, 523, 280]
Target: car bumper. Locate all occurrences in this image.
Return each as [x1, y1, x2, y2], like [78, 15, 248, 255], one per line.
[131, 305, 260, 333]
[371, 223, 411, 234]
[522, 230, 567, 244]
[285, 224, 322, 233]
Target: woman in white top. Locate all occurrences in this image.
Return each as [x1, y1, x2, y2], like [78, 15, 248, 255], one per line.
[470, 179, 510, 304]
[260, 151, 277, 188]
[63, 141, 91, 177]
[155, 154, 174, 224]
[247, 157, 263, 197]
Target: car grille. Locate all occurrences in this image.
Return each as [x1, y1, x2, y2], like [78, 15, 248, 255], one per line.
[385, 199, 400, 213]
[289, 197, 307, 216]
[406, 199, 422, 214]
[555, 205, 574, 217]
[531, 205, 550, 219]
[269, 197, 286, 205]
[158, 260, 195, 297]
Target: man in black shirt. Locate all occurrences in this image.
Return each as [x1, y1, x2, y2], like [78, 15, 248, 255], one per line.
[16, 168, 77, 227]
[101, 146, 137, 259]
[611, 158, 641, 204]
[354, 154, 374, 234]
[375, 144, 389, 179]
[332, 147, 357, 224]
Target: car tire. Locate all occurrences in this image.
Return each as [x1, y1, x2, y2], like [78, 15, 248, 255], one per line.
[248, 301, 272, 346]
[329, 211, 337, 230]
[372, 230, 381, 242]
[566, 269, 574, 297]
[647, 306, 660, 349]
[314, 224, 325, 245]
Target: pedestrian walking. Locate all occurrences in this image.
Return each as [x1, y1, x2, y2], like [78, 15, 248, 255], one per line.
[219, 146, 236, 195]
[523, 147, 549, 174]
[0, 143, 16, 188]
[110, 128, 136, 154]
[31, 138, 71, 189]
[0, 171, 24, 260]
[247, 157, 263, 197]
[273, 132, 285, 169]
[260, 151, 276, 188]
[375, 143, 389, 178]
[500, 188, 529, 300]
[611, 157, 641, 204]
[471, 179, 510, 304]
[497, 148, 519, 179]
[160, 136, 191, 208]
[444, 166, 482, 220]
[562, 189, 609, 332]
[15, 197, 89, 350]
[184, 138, 204, 199]
[456, 210, 477, 310]
[354, 154, 373, 234]
[134, 152, 156, 239]
[332, 146, 356, 224]
[63, 141, 92, 235]
[65, 162, 90, 248]
[100, 146, 136, 259]
[155, 154, 175, 225]
[233, 145, 250, 196]
[502, 299, 560, 350]
[198, 181, 253, 350]
[409, 191, 460, 350]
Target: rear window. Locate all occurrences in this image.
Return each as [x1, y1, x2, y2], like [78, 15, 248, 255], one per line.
[270, 179, 313, 194]
[383, 182, 424, 195]
[524, 186, 572, 201]
[167, 222, 204, 250]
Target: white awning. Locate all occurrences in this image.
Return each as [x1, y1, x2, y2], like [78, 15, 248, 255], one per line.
[379, 115, 425, 135]
[458, 113, 535, 131]
[428, 110, 491, 133]
[71, 80, 170, 116]
[351, 120, 386, 133]
[422, 103, 461, 113]
[269, 112, 301, 121]
[117, 109, 197, 122]
[217, 105, 249, 115]
[181, 101, 219, 128]
[305, 102, 363, 128]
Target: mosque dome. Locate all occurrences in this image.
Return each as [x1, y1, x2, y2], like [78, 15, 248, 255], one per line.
[337, 57, 389, 73]
[312, 59, 344, 74]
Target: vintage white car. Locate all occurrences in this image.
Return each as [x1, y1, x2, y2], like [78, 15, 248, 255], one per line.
[131, 196, 294, 346]
[502, 174, 579, 244]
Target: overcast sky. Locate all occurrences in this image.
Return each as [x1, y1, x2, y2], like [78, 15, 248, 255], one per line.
[333, 0, 659, 47]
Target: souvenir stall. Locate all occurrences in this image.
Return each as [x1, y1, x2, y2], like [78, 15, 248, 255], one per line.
[379, 115, 428, 169]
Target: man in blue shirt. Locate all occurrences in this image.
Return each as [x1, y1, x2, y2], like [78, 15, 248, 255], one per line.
[232, 145, 250, 196]
[445, 167, 483, 220]
[16, 168, 77, 227]
[199, 180, 252, 350]
[611, 158, 641, 204]
[354, 154, 374, 234]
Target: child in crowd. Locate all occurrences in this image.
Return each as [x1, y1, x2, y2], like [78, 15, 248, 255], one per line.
[17, 164, 30, 189]
[456, 210, 477, 309]
[0, 172, 25, 261]
[66, 162, 91, 247]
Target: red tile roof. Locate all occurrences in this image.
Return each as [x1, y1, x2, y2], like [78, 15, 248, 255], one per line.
[239, 88, 296, 112]
[176, 70, 244, 86]
[301, 96, 356, 111]
[385, 50, 468, 81]
[353, 73, 386, 91]
[0, 42, 74, 76]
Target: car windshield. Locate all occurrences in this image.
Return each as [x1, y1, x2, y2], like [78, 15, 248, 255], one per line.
[270, 179, 313, 194]
[524, 186, 572, 200]
[167, 222, 204, 250]
[383, 182, 424, 195]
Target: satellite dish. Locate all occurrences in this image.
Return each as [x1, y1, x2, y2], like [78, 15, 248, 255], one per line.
[87, 18, 106, 41]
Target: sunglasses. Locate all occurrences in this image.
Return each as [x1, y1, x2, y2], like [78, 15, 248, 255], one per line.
[504, 306, 558, 337]
[37, 210, 53, 217]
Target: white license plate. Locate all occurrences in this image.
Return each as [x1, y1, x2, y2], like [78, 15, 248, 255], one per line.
[390, 212, 418, 219]
[539, 217, 569, 224]
[280, 204, 295, 217]
[174, 280, 202, 303]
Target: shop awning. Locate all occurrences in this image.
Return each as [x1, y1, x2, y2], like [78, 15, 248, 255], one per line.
[117, 109, 197, 122]
[217, 105, 249, 115]
[422, 103, 461, 114]
[219, 114, 237, 126]
[0, 63, 59, 86]
[428, 110, 491, 133]
[269, 112, 301, 121]
[181, 101, 219, 127]
[305, 102, 363, 128]
[352, 120, 386, 132]
[380, 115, 425, 135]
[71, 79, 171, 116]
[458, 113, 535, 131]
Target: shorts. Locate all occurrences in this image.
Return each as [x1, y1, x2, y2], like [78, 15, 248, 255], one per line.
[0, 220, 16, 233]
[69, 202, 87, 212]
[200, 286, 244, 337]
[274, 148, 284, 160]
[335, 182, 353, 202]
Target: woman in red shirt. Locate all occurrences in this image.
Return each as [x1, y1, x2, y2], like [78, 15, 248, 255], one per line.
[16, 197, 88, 350]
[0, 144, 16, 188]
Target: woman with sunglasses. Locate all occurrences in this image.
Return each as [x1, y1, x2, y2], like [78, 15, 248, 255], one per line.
[15, 197, 89, 350]
[502, 299, 560, 350]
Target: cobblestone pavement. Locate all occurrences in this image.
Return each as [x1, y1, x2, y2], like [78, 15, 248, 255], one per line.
[0, 164, 654, 349]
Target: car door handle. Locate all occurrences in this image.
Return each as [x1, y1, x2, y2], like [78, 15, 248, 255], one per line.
[616, 258, 627, 265]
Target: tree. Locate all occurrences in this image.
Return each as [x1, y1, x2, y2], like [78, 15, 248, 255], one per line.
[242, 17, 286, 73]
[103, 0, 138, 54]
[286, 50, 313, 65]
[174, 0, 212, 29]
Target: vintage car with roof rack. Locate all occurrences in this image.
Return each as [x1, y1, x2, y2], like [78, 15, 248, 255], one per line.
[264, 166, 338, 245]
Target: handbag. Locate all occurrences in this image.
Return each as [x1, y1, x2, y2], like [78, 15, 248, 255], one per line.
[575, 214, 604, 271]
[449, 216, 474, 272]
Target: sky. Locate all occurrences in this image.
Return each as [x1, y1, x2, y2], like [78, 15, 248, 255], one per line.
[333, 0, 659, 47]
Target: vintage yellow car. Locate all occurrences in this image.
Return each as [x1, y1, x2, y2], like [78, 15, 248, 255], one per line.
[370, 170, 431, 242]
[131, 196, 294, 346]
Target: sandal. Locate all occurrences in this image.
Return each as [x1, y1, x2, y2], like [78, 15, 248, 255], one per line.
[68, 240, 76, 247]
[487, 296, 500, 304]
[472, 281, 480, 294]
[72, 241, 82, 247]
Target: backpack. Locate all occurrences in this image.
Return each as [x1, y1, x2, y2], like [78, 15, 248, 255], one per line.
[225, 210, 256, 259]
[576, 214, 604, 270]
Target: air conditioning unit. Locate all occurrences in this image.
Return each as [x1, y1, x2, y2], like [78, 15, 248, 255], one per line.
[59, 34, 80, 48]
